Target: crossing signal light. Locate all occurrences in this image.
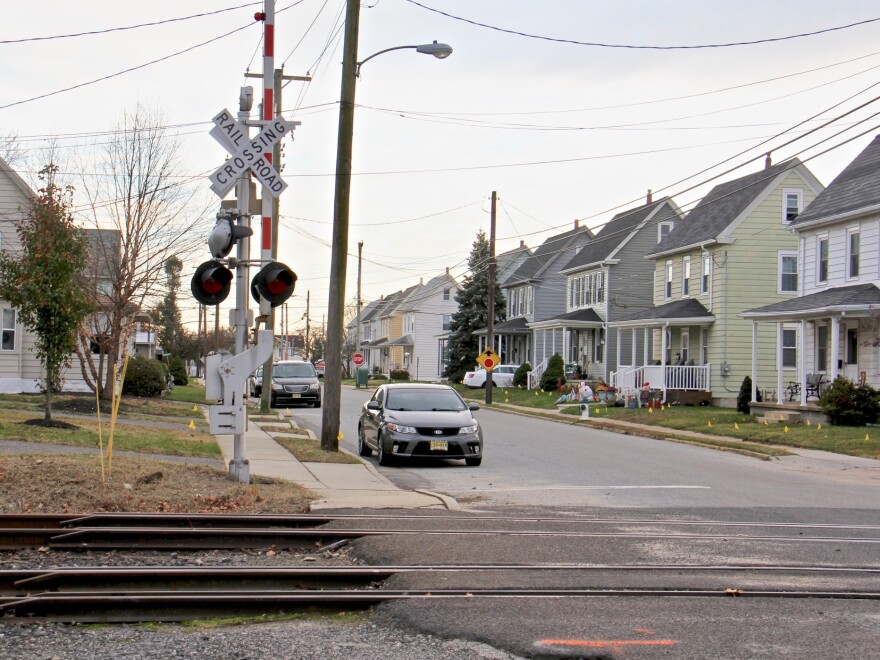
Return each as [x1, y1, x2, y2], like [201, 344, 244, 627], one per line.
[191, 260, 233, 305]
[251, 261, 296, 307]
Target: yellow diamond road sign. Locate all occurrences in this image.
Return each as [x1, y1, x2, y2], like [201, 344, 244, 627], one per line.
[476, 348, 501, 371]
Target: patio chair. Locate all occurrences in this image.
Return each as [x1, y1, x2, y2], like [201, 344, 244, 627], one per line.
[805, 373, 826, 399]
[786, 381, 800, 401]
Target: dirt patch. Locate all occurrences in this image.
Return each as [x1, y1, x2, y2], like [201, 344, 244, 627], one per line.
[0, 454, 315, 514]
[23, 418, 80, 431]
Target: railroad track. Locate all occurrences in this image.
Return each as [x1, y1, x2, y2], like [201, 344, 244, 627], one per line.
[3, 513, 879, 623]
[2, 563, 880, 622]
[4, 513, 880, 551]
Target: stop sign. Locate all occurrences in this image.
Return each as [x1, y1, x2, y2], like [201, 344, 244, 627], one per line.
[352, 353, 365, 366]
[483, 357, 495, 369]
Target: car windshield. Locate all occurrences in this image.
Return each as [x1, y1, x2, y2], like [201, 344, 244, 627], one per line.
[385, 389, 467, 412]
[273, 363, 316, 378]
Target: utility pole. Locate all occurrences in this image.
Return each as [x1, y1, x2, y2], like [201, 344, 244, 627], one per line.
[356, 240, 363, 354]
[486, 191, 497, 405]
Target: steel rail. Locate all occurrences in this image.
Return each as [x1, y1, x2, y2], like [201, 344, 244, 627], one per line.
[4, 525, 880, 551]
[4, 512, 880, 532]
[4, 588, 880, 622]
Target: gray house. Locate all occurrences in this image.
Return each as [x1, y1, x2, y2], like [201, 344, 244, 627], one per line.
[476, 221, 593, 378]
[543, 195, 683, 384]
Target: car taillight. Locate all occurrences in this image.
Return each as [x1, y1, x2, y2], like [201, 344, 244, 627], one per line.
[466, 372, 474, 378]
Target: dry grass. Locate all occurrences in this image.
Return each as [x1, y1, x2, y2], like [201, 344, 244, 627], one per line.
[0, 454, 315, 514]
[272, 436, 362, 464]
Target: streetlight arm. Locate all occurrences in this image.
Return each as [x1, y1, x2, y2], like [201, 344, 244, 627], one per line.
[356, 41, 453, 77]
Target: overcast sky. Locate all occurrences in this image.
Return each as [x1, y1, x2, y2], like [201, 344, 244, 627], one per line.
[3, 1, 880, 334]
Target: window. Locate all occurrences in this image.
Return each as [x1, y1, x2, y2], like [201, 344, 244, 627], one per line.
[847, 229, 860, 278]
[441, 314, 452, 331]
[595, 328, 604, 363]
[817, 236, 829, 283]
[526, 286, 534, 315]
[442, 288, 450, 301]
[682, 257, 691, 296]
[782, 328, 797, 368]
[779, 251, 798, 293]
[587, 274, 594, 305]
[665, 262, 673, 299]
[783, 188, 803, 222]
[658, 222, 674, 243]
[700, 328, 709, 364]
[596, 272, 605, 303]
[1, 309, 15, 351]
[701, 253, 711, 294]
[680, 328, 689, 363]
[816, 324, 827, 372]
[517, 287, 524, 316]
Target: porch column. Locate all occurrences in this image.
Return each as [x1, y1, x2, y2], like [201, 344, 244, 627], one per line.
[661, 325, 668, 366]
[830, 315, 841, 382]
[643, 327, 650, 366]
[616, 327, 622, 372]
[542, 329, 547, 364]
[776, 321, 784, 404]
[751, 321, 757, 403]
[799, 320, 807, 406]
[631, 329, 637, 367]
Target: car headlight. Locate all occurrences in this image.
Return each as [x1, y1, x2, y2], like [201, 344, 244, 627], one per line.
[272, 382, 284, 391]
[386, 422, 417, 434]
[459, 423, 479, 435]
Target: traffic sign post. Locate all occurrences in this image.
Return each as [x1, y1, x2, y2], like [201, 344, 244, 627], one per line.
[476, 347, 501, 404]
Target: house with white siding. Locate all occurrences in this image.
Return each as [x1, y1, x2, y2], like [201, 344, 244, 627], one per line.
[608, 158, 823, 407]
[741, 136, 880, 404]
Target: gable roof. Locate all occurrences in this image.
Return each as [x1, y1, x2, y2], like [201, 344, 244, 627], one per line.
[740, 283, 880, 318]
[562, 197, 679, 271]
[0, 155, 35, 202]
[496, 241, 532, 285]
[790, 135, 880, 228]
[399, 271, 458, 312]
[379, 283, 421, 318]
[505, 224, 592, 286]
[648, 158, 812, 258]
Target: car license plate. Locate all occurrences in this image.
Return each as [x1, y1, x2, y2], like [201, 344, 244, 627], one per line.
[429, 440, 448, 451]
[289, 393, 300, 398]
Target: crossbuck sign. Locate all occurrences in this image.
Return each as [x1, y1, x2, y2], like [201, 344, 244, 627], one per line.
[208, 108, 297, 199]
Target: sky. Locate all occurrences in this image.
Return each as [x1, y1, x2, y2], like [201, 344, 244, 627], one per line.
[3, 1, 880, 336]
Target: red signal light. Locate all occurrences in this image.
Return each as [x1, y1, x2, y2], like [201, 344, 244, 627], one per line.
[251, 261, 296, 307]
[191, 260, 233, 305]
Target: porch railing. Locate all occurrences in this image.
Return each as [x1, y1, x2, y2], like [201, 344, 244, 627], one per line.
[611, 364, 711, 401]
[527, 359, 548, 390]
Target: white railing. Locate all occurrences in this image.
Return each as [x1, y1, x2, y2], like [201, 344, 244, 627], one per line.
[610, 364, 711, 400]
[527, 359, 548, 390]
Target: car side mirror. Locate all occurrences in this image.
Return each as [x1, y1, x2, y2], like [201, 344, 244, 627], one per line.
[468, 402, 480, 411]
[366, 400, 381, 410]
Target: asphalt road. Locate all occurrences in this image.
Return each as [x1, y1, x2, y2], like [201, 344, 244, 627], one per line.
[287, 387, 880, 659]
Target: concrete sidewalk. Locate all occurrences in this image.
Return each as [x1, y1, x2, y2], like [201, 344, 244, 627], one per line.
[214, 414, 456, 511]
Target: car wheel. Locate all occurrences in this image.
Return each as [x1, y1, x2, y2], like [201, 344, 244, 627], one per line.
[254, 387, 261, 397]
[357, 425, 372, 457]
[465, 456, 482, 467]
[377, 433, 393, 466]
[480, 381, 487, 389]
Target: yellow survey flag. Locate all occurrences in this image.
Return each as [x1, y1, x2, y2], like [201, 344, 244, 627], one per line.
[806, 419, 811, 426]
[764, 419, 769, 425]
[192, 405, 199, 412]
[648, 407, 653, 414]
[784, 426, 789, 433]
[188, 420, 196, 430]
[734, 422, 739, 429]
[817, 423, 822, 430]
[707, 420, 713, 428]
[338, 432, 344, 441]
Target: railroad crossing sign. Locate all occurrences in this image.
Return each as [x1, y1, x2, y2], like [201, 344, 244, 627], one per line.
[208, 108, 297, 199]
[352, 352, 365, 366]
[476, 347, 501, 371]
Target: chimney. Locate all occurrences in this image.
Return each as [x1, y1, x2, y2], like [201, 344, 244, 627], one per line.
[520, 239, 525, 247]
[446, 266, 450, 275]
[419, 277, 423, 285]
[574, 219, 579, 229]
[646, 189, 653, 204]
[765, 153, 772, 169]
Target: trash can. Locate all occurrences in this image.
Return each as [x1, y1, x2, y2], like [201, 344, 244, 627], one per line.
[356, 367, 370, 389]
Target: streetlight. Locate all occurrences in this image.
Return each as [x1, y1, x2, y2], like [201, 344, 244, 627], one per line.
[321, 0, 452, 452]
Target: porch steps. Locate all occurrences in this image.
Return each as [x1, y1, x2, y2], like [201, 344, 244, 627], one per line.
[760, 410, 802, 424]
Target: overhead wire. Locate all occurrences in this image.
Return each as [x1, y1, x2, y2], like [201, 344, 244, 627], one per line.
[404, 1, 880, 50]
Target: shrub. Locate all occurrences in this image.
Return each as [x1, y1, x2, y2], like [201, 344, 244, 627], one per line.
[540, 353, 566, 392]
[513, 362, 531, 388]
[123, 356, 167, 397]
[389, 368, 410, 381]
[169, 357, 189, 386]
[819, 376, 880, 426]
[736, 376, 761, 414]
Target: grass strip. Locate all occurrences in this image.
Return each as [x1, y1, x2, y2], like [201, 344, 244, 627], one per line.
[273, 435, 362, 464]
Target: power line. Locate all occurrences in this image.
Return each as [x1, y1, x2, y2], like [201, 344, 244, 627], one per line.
[405, 1, 880, 50]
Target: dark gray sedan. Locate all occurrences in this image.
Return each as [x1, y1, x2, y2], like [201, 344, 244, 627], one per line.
[358, 383, 483, 466]
[256, 361, 321, 408]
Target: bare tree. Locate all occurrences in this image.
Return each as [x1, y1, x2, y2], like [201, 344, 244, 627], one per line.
[0, 130, 24, 167]
[73, 103, 212, 398]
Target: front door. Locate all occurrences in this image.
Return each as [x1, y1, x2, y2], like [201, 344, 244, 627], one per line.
[844, 326, 860, 381]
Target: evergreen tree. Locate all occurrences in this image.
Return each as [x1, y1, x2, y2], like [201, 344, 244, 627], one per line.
[0, 164, 91, 422]
[154, 256, 186, 359]
[444, 231, 506, 382]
